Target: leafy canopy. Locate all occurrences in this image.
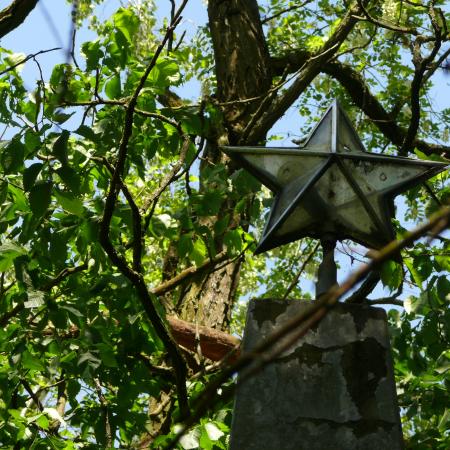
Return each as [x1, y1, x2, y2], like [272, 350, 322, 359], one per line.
[0, 0, 449, 448]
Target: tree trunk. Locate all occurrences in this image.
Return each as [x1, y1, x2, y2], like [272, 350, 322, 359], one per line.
[178, 0, 272, 331]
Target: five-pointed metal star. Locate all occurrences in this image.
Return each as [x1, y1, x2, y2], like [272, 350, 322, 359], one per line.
[224, 100, 448, 254]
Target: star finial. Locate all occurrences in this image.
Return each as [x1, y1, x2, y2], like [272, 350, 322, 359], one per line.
[224, 100, 447, 254]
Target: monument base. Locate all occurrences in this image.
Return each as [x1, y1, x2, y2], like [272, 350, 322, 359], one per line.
[230, 299, 404, 450]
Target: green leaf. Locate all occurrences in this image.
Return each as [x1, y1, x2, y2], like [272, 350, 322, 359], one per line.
[435, 255, 450, 272]
[56, 166, 82, 195]
[113, 8, 139, 43]
[105, 73, 121, 99]
[0, 138, 25, 174]
[405, 258, 423, 290]
[50, 232, 67, 267]
[78, 351, 101, 369]
[23, 163, 43, 191]
[214, 215, 230, 236]
[74, 124, 100, 143]
[178, 233, 194, 258]
[22, 350, 45, 371]
[54, 189, 84, 217]
[81, 40, 104, 71]
[204, 422, 225, 441]
[190, 238, 207, 265]
[155, 58, 180, 85]
[50, 63, 69, 91]
[52, 130, 70, 165]
[0, 242, 27, 272]
[96, 343, 118, 368]
[0, 180, 8, 205]
[436, 276, 450, 301]
[7, 184, 28, 212]
[380, 260, 402, 292]
[5, 52, 26, 69]
[179, 428, 200, 449]
[224, 229, 242, 254]
[193, 192, 224, 216]
[28, 181, 52, 217]
[53, 111, 75, 124]
[231, 169, 261, 195]
[404, 293, 430, 315]
[35, 414, 50, 430]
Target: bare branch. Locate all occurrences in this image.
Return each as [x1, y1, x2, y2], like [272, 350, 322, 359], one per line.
[0, 47, 60, 77]
[93, 378, 112, 448]
[261, 1, 313, 24]
[20, 379, 43, 412]
[400, 4, 443, 155]
[366, 298, 404, 306]
[43, 263, 88, 291]
[151, 250, 229, 297]
[246, 3, 361, 143]
[354, 0, 418, 35]
[345, 270, 380, 303]
[271, 51, 450, 157]
[0, 0, 38, 39]
[282, 242, 320, 300]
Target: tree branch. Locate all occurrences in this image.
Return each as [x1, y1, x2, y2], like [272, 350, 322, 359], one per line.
[0, 0, 38, 39]
[151, 250, 229, 297]
[167, 316, 240, 363]
[98, 0, 190, 419]
[282, 241, 320, 300]
[246, 3, 361, 143]
[354, 0, 418, 35]
[0, 263, 88, 328]
[261, 1, 313, 24]
[21, 379, 43, 412]
[271, 52, 450, 158]
[345, 270, 380, 303]
[93, 378, 112, 448]
[366, 297, 403, 306]
[400, 4, 443, 155]
[0, 47, 60, 76]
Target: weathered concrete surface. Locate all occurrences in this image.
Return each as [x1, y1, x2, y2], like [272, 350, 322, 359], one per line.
[230, 299, 404, 450]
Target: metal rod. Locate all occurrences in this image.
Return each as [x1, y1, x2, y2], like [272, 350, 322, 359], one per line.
[316, 235, 338, 297]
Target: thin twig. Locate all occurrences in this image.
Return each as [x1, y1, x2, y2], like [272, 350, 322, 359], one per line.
[0, 47, 60, 76]
[261, 1, 313, 24]
[151, 250, 229, 297]
[345, 270, 380, 303]
[0, 262, 88, 328]
[21, 379, 43, 412]
[354, 0, 418, 35]
[282, 241, 320, 300]
[366, 298, 404, 306]
[93, 378, 112, 448]
[43, 263, 88, 291]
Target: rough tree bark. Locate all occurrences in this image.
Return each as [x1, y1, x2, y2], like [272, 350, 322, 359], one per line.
[0, 0, 39, 39]
[177, 0, 272, 331]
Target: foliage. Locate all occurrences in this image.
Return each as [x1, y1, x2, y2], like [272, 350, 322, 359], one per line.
[0, 0, 448, 448]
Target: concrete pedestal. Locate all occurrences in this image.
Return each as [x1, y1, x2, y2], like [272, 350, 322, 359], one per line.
[230, 299, 404, 450]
